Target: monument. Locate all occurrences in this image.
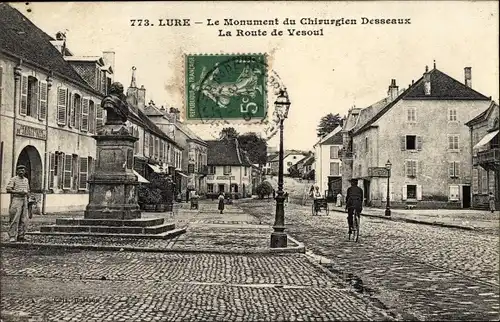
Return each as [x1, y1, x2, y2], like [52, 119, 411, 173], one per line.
[34, 83, 184, 238]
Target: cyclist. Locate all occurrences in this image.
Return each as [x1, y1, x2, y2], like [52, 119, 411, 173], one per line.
[345, 179, 363, 236]
[312, 186, 322, 213]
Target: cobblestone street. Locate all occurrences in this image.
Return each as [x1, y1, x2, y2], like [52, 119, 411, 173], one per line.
[239, 199, 500, 321]
[1, 202, 393, 321]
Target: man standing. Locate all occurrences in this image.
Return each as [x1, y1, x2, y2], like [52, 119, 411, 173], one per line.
[345, 179, 363, 236]
[6, 165, 30, 242]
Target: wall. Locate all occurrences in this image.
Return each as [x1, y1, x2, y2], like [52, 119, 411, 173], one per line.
[315, 143, 342, 194]
[362, 98, 491, 205]
[206, 165, 252, 196]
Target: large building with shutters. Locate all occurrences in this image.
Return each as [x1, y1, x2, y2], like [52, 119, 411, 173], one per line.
[341, 63, 493, 209]
[0, 4, 111, 213]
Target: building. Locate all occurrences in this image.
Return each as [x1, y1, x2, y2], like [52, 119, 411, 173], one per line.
[465, 101, 499, 209]
[263, 151, 279, 175]
[302, 155, 315, 180]
[0, 4, 111, 213]
[341, 64, 493, 209]
[290, 152, 314, 178]
[267, 150, 307, 175]
[206, 138, 253, 199]
[143, 103, 207, 197]
[313, 126, 343, 199]
[124, 71, 184, 194]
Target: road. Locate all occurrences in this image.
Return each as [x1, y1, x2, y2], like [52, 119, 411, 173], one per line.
[239, 199, 500, 321]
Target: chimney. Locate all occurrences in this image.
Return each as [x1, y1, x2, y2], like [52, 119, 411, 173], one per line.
[126, 67, 139, 114]
[137, 85, 146, 111]
[464, 67, 472, 88]
[102, 51, 115, 73]
[423, 66, 431, 95]
[387, 79, 399, 102]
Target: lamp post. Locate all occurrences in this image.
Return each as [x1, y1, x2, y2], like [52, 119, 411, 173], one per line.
[270, 89, 291, 248]
[385, 160, 392, 217]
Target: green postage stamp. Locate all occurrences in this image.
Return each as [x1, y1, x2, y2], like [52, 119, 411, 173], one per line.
[185, 54, 268, 122]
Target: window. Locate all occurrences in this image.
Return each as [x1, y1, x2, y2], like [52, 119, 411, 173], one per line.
[472, 168, 479, 194]
[223, 166, 232, 175]
[25, 76, 38, 117]
[48, 152, 56, 189]
[407, 185, 417, 199]
[144, 133, 150, 157]
[448, 108, 457, 121]
[207, 184, 214, 193]
[55, 152, 64, 189]
[406, 160, 417, 177]
[154, 137, 159, 159]
[57, 88, 68, 125]
[330, 146, 339, 159]
[481, 168, 488, 194]
[244, 167, 248, 176]
[159, 141, 164, 162]
[149, 134, 154, 157]
[365, 138, 369, 152]
[407, 108, 416, 122]
[231, 184, 239, 193]
[79, 157, 88, 190]
[70, 94, 82, 128]
[330, 162, 340, 176]
[88, 101, 95, 134]
[448, 161, 460, 178]
[38, 81, 48, 121]
[208, 166, 216, 174]
[406, 135, 416, 150]
[218, 184, 225, 193]
[449, 185, 460, 201]
[71, 154, 79, 190]
[448, 135, 459, 150]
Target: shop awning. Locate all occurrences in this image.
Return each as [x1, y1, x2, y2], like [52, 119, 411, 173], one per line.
[176, 170, 189, 178]
[473, 130, 499, 149]
[133, 170, 149, 183]
[147, 164, 166, 173]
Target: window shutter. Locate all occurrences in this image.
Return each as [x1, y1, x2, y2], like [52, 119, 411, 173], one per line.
[57, 88, 67, 125]
[81, 98, 89, 131]
[96, 105, 104, 130]
[68, 92, 73, 128]
[405, 160, 410, 177]
[79, 157, 88, 190]
[416, 136, 422, 151]
[454, 162, 460, 178]
[400, 136, 406, 150]
[402, 186, 407, 200]
[89, 101, 95, 134]
[416, 185, 422, 201]
[448, 162, 454, 177]
[38, 81, 48, 121]
[144, 133, 149, 157]
[57, 153, 64, 189]
[31, 80, 38, 117]
[49, 152, 55, 188]
[63, 154, 72, 189]
[149, 135, 154, 157]
[160, 141, 164, 161]
[472, 168, 479, 194]
[20, 75, 28, 115]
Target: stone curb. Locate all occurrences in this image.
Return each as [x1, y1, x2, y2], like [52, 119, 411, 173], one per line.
[329, 208, 475, 231]
[0, 234, 305, 255]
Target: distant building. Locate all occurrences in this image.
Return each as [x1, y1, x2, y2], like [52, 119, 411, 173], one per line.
[313, 126, 343, 200]
[341, 64, 492, 208]
[465, 101, 499, 209]
[206, 138, 253, 199]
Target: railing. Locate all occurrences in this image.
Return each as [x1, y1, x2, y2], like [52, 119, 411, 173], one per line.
[474, 148, 500, 165]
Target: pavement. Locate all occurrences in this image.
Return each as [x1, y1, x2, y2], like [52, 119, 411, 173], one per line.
[1, 200, 394, 322]
[238, 199, 500, 321]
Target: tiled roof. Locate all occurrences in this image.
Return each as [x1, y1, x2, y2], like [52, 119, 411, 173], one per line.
[405, 69, 490, 100]
[207, 139, 252, 166]
[354, 68, 491, 135]
[0, 4, 98, 95]
[465, 101, 499, 126]
[136, 109, 181, 149]
[143, 104, 165, 116]
[321, 130, 343, 145]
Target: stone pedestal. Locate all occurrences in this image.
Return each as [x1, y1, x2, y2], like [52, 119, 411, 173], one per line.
[84, 125, 141, 220]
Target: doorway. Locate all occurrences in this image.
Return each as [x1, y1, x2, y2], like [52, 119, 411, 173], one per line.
[363, 179, 370, 206]
[462, 185, 471, 208]
[16, 145, 43, 192]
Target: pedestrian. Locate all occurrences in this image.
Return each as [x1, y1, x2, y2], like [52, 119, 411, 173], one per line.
[218, 192, 225, 214]
[488, 192, 496, 213]
[272, 189, 276, 199]
[336, 192, 343, 207]
[6, 165, 30, 242]
[284, 191, 289, 203]
[185, 188, 190, 203]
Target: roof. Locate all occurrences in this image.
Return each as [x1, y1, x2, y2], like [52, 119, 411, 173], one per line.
[303, 155, 315, 166]
[465, 101, 499, 127]
[143, 104, 166, 117]
[0, 4, 100, 95]
[207, 138, 252, 166]
[136, 109, 182, 149]
[354, 67, 491, 135]
[314, 125, 343, 147]
[64, 56, 104, 64]
[270, 150, 308, 162]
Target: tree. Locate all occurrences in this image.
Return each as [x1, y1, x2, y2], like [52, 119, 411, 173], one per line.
[238, 132, 268, 166]
[317, 113, 343, 138]
[220, 127, 239, 139]
[256, 181, 273, 199]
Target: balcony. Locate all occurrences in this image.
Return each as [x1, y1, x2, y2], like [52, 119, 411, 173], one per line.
[473, 148, 500, 170]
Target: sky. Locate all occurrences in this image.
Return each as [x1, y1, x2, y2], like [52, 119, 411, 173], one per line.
[11, 1, 499, 151]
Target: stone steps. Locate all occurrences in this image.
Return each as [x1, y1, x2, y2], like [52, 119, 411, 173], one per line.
[27, 227, 186, 239]
[40, 222, 175, 235]
[54, 217, 165, 227]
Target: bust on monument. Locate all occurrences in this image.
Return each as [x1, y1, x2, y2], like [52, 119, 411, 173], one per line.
[101, 82, 130, 126]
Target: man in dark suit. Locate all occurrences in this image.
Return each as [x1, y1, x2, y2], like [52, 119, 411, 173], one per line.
[345, 179, 363, 235]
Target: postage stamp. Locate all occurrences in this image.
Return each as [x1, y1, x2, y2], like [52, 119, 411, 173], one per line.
[184, 53, 268, 123]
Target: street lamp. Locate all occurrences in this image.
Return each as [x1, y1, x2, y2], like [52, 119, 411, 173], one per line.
[385, 160, 392, 217]
[270, 89, 291, 248]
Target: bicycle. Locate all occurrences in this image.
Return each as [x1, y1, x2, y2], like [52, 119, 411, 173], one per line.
[312, 198, 329, 216]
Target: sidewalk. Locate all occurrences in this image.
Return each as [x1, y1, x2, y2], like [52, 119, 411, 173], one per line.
[327, 204, 499, 231]
[0, 201, 304, 253]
